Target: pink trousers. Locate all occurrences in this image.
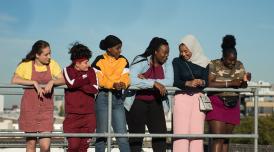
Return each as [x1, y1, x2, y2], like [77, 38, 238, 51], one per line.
[173, 93, 205, 152]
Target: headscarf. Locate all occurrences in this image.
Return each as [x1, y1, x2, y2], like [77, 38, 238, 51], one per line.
[181, 35, 210, 68]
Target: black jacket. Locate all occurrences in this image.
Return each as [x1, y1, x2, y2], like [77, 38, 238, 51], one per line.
[172, 57, 208, 94]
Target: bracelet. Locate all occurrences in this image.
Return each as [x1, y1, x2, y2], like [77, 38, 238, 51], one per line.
[225, 81, 228, 88]
[202, 80, 206, 86]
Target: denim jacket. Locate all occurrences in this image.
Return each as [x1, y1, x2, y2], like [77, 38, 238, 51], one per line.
[123, 55, 174, 114]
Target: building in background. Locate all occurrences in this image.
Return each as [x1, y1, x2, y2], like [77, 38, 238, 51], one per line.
[0, 95, 4, 113]
[244, 81, 274, 116]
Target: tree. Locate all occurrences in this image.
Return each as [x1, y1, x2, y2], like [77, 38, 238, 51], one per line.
[232, 115, 274, 145]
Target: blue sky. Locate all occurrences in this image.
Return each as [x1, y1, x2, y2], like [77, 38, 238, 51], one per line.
[1, 0, 274, 107]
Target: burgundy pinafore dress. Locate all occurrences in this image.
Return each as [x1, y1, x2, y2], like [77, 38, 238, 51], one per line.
[19, 61, 54, 132]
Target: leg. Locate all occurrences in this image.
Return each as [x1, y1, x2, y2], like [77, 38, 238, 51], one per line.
[95, 91, 109, 152]
[173, 94, 192, 152]
[63, 114, 83, 152]
[146, 100, 167, 152]
[39, 135, 51, 152]
[208, 120, 226, 152]
[79, 114, 96, 152]
[189, 94, 205, 152]
[67, 138, 81, 152]
[111, 95, 130, 152]
[36, 131, 53, 152]
[222, 123, 235, 152]
[126, 99, 147, 152]
[26, 136, 37, 152]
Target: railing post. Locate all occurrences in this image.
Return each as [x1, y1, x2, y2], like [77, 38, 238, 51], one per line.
[254, 88, 259, 152]
[63, 137, 67, 152]
[107, 91, 112, 152]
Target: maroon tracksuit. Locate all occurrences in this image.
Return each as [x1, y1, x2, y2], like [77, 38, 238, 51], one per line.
[63, 65, 98, 152]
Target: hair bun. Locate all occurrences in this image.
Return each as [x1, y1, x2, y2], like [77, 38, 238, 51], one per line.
[99, 39, 107, 50]
[221, 35, 236, 49]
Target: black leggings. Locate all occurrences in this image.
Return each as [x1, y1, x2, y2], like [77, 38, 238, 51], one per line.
[126, 99, 167, 152]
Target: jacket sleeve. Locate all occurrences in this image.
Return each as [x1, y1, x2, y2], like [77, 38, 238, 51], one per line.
[63, 67, 90, 89]
[172, 58, 186, 90]
[119, 59, 131, 88]
[202, 65, 209, 87]
[130, 60, 155, 89]
[92, 56, 115, 89]
[79, 68, 99, 94]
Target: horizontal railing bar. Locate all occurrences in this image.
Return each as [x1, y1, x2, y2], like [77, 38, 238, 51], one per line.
[1, 83, 270, 89]
[0, 133, 257, 138]
[0, 92, 64, 96]
[0, 84, 252, 92]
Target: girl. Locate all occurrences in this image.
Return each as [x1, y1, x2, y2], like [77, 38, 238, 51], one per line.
[206, 35, 251, 152]
[92, 35, 131, 152]
[11, 40, 64, 152]
[126, 37, 173, 152]
[63, 42, 98, 152]
[172, 35, 209, 152]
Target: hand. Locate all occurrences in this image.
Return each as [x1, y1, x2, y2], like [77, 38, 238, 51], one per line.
[230, 79, 243, 87]
[195, 79, 205, 87]
[33, 81, 44, 98]
[119, 82, 127, 90]
[243, 72, 251, 81]
[44, 80, 54, 94]
[113, 82, 122, 90]
[138, 74, 146, 79]
[154, 81, 167, 96]
[185, 79, 201, 87]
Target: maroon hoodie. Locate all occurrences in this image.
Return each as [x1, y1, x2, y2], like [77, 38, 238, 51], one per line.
[63, 65, 98, 114]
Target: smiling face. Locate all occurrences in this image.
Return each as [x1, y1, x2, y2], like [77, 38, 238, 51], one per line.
[179, 44, 192, 61]
[36, 46, 51, 65]
[107, 43, 122, 59]
[154, 44, 169, 64]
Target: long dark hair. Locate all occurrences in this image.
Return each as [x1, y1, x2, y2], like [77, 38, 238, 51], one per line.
[221, 35, 237, 58]
[131, 37, 168, 66]
[21, 40, 50, 63]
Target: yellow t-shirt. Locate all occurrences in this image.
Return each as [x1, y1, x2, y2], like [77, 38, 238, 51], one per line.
[15, 59, 62, 80]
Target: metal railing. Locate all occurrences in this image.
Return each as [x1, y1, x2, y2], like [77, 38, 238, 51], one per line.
[0, 84, 268, 152]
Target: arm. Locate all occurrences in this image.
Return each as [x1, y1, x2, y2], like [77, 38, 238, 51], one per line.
[172, 59, 186, 90]
[200, 65, 209, 87]
[79, 68, 98, 94]
[92, 56, 116, 89]
[154, 61, 174, 86]
[44, 72, 65, 94]
[239, 63, 249, 88]
[11, 74, 44, 98]
[52, 73, 65, 86]
[119, 60, 131, 88]
[130, 60, 155, 89]
[11, 74, 37, 86]
[63, 67, 90, 89]
[95, 71, 115, 89]
[208, 62, 242, 88]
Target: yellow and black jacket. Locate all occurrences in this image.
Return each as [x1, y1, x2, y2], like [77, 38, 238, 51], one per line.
[91, 53, 130, 89]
